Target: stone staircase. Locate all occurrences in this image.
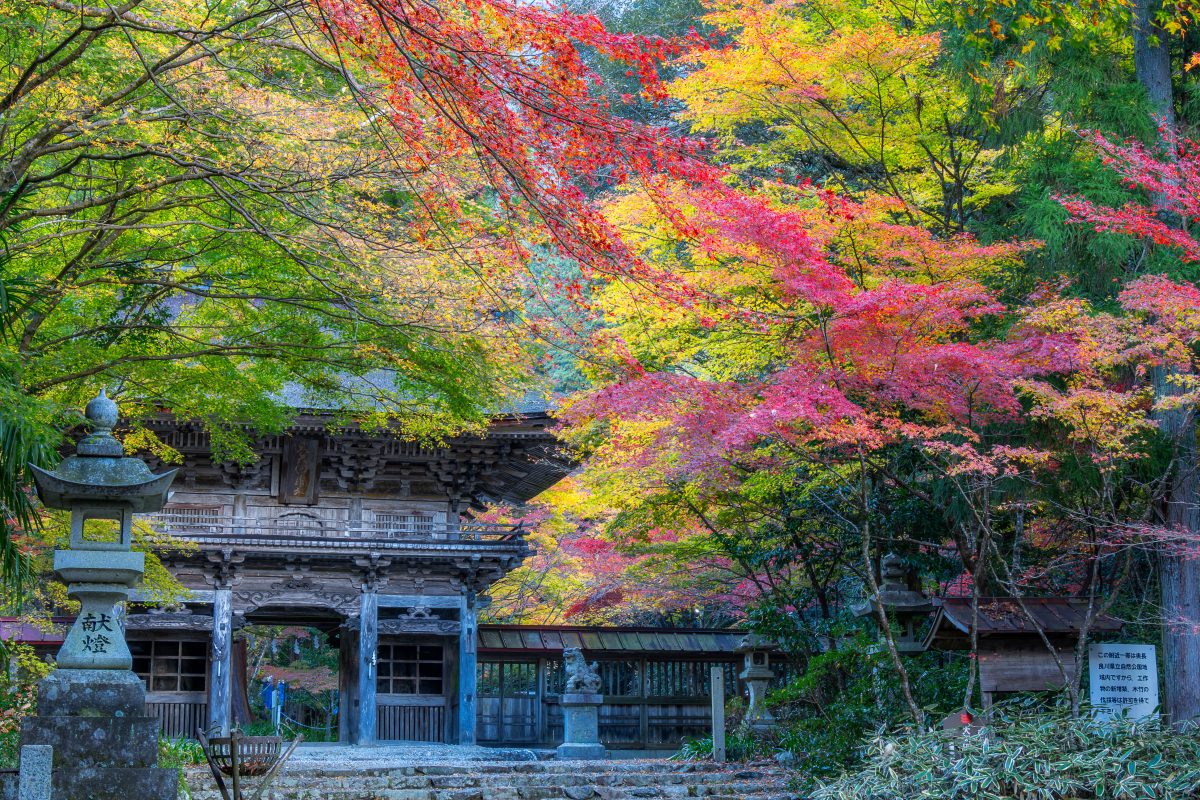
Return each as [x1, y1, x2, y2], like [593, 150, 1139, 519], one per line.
[184, 759, 797, 800]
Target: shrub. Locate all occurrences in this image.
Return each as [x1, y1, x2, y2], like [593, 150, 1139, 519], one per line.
[675, 729, 764, 761]
[158, 736, 205, 767]
[159, 736, 206, 800]
[811, 702, 1200, 800]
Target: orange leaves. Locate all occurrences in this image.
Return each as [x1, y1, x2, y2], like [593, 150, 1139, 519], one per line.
[316, 0, 706, 290]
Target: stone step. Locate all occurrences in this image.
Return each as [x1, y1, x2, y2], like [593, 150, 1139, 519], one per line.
[267, 770, 780, 785]
[276, 762, 748, 776]
[245, 772, 782, 786]
[189, 788, 793, 800]
[257, 779, 790, 793]
[183, 762, 795, 800]
[263, 774, 786, 787]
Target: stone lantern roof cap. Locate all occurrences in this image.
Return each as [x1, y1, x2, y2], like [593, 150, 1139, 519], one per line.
[853, 553, 934, 619]
[30, 390, 178, 512]
[735, 633, 779, 653]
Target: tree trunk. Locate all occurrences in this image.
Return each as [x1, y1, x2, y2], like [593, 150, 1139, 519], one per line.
[1134, 0, 1175, 124]
[1133, 0, 1200, 727]
[1156, 373, 1200, 726]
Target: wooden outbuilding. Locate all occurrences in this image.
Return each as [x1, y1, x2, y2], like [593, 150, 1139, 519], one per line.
[924, 597, 1123, 708]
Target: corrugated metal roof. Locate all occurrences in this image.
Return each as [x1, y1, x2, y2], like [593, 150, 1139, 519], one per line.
[477, 625, 743, 655]
[926, 597, 1123, 648]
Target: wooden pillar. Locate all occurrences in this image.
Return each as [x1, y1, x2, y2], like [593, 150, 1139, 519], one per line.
[446, 496, 462, 541]
[232, 494, 247, 534]
[208, 587, 233, 736]
[536, 657, 547, 746]
[339, 624, 359, 744]
[458, 592, 478, 745]
[356, 588, 379, 745]
[639, 657, 649, 748]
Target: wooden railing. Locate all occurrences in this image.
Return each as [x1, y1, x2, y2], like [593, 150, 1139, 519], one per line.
[145, 514, 527, 548]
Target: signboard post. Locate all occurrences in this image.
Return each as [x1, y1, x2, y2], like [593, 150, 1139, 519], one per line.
[710, 666, 726, 762]
[1089, 643, 1159, 721]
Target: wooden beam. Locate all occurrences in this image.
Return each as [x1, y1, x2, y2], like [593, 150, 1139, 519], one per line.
[377, 595, 462, 609]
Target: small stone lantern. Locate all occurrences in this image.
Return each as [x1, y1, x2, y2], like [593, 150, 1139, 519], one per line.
[735, 634, 777, 734]
[18, 390, 181, 799]
[853, 553, 933, 653]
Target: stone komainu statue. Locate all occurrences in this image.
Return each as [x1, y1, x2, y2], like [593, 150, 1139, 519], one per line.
[562, 647, 602, 694]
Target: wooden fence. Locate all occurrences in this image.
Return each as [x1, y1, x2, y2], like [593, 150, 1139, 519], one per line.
[147, 696, 208, 739]
[377, 697, 447, 742]
[478, 657, 743, 749]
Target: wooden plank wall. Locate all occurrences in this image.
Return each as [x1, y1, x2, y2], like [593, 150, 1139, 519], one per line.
[377, 702, 446, 742]
[979, 640, 1077, 693]
[148, 700, 208, 740]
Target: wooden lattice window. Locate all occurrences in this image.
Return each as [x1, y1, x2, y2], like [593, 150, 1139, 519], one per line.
[161, 505, 222, 533]
[478, 661, 537, 698]
[377, 643, 443, 695]
[643, 660, 736, 698]
[130, 639, 207, 693]
[546, 658, 737, 699]
[545, 659, 642, 697]
[373, 513, 435, 537]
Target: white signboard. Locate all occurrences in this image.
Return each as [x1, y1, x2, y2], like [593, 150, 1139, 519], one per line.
[1089, 643, 1158, 721]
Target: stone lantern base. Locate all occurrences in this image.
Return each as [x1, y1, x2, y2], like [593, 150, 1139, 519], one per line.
[18, 669, 178, 799]
[556, 692, 608, 760]
[739, 665, 777, 735]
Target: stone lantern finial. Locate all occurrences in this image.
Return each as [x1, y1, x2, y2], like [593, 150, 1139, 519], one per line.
[86, 388, 118, 429]
[78, 389, 123, 457]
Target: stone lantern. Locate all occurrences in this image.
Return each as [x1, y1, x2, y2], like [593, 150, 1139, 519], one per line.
[19, 390, 181, 799]
[735, 634, 777, 734]
[30, 390, 177, 669]
[853, 553, 933, 653]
